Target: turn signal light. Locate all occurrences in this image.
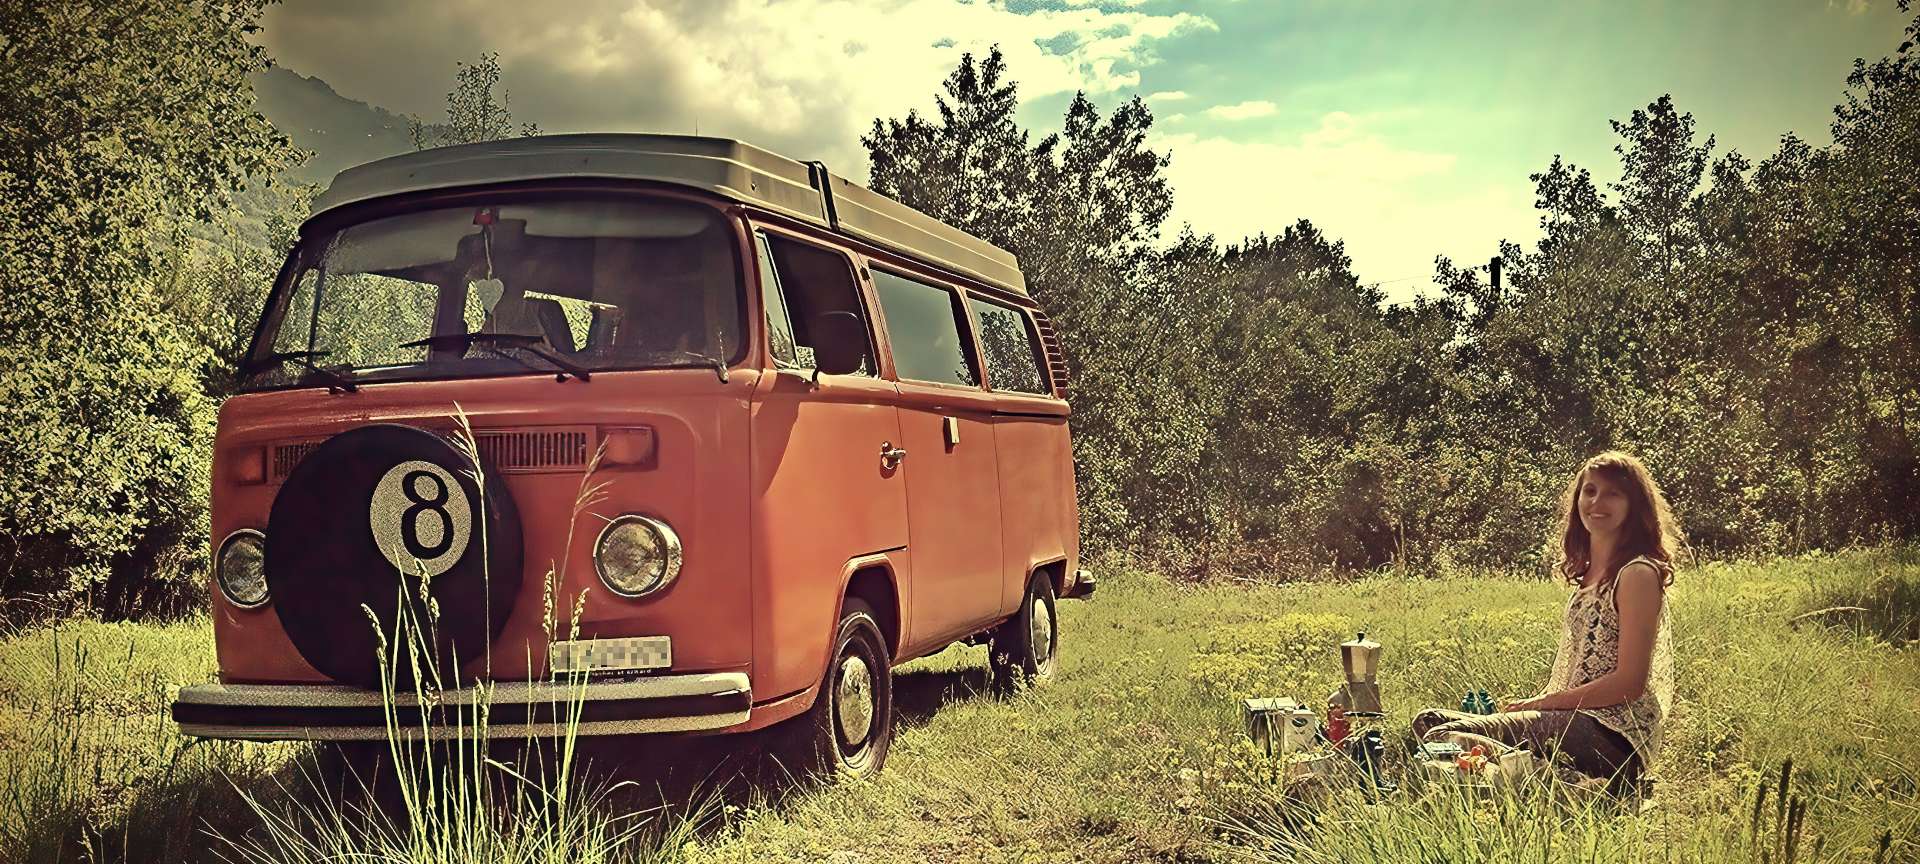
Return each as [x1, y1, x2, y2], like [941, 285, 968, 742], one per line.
[231, 446, 267, 485]
[600, 427, 657, 469]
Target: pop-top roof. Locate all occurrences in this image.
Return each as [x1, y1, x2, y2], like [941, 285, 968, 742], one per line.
[310, 133, 1027, 295]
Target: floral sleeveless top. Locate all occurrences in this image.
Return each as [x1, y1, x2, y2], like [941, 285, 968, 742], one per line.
[1544, 554, 1673, 765]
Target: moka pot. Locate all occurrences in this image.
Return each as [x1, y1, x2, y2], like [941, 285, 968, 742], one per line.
[1337, 631, 1383, 715]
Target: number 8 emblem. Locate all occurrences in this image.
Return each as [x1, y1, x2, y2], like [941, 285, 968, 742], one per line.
[369, 460, 473, 577]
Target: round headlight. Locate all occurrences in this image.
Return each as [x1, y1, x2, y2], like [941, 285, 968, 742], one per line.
[593, 515, 682, 597]
[217, 529, 269, 608]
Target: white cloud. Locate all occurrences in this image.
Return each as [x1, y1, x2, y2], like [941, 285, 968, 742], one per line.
[1147, 90, 1190, 103]
[261, 0, 1214, 180]
[1159, 112, 1537, 302]
[1203, 99, 1279, 121]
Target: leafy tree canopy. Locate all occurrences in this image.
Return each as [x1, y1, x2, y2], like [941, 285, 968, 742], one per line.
[409, 51, 541, 149]
[0, 0, 293, 619]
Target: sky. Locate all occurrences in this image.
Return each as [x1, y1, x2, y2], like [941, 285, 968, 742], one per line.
[258, 0, 1912, 304]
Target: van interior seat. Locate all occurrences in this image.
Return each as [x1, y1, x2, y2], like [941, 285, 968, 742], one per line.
[526, 297, 575, 353]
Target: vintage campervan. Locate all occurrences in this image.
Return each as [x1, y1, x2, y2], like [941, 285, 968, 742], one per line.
[169, 134, 1090, 776]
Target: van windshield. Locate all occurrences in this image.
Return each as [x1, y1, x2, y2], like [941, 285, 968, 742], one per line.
[241, 196, 743, 390]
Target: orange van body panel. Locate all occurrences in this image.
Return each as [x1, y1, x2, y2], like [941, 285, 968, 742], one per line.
[210, 369, 757, 683]
[746, 370, 908, 704]
[889, 382, 1005, 652]
[737, 548, 912, 726]
[989, 404, 1076, 604]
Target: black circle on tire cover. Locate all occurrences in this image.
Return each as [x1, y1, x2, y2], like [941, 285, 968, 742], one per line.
[266, 424, 522, 688]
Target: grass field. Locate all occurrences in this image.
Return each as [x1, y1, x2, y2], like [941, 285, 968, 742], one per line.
[3, 548, 1916, 863]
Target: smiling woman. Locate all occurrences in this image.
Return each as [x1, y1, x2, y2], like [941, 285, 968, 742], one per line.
[1413, 450, 1682, 792]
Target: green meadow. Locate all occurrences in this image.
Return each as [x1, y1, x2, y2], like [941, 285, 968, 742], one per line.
[3, 547, 1915, 863]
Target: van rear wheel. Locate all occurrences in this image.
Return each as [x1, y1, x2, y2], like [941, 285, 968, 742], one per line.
[991, 573, 1057, 691]
[780, 597, 892, 779]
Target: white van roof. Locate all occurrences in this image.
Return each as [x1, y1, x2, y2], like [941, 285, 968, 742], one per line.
[310, 133, 1028, 296]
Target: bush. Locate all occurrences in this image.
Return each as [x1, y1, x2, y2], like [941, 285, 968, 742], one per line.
[0, 0, 290, 621]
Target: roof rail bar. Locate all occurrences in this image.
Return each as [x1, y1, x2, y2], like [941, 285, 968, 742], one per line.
[803, 161, 840, 230]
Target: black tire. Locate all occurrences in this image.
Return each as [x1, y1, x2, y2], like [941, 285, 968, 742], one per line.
[266, 424, 522, 688]
[779, 597, 893, 779]
[991, 572, 1058, 691]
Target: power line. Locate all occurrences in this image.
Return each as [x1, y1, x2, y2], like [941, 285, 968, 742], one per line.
[1361, 260, 1496, 288]
[1363, 274, 1437, 286]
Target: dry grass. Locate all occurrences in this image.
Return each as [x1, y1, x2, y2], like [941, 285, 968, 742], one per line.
[3, 546, 1916, 862]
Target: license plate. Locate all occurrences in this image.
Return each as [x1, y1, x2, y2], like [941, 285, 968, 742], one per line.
[549, 636, 672, 673]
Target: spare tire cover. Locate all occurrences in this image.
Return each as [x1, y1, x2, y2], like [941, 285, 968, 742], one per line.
[266, 424, 522, 688]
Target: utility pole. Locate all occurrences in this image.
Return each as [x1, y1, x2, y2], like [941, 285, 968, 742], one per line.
[1489, 255, 1502, 295]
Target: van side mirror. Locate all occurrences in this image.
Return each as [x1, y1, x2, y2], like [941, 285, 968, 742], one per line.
[809, 311, 867, 376]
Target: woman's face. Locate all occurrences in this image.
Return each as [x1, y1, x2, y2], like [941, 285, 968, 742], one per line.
[1577, 470, 1632, 539]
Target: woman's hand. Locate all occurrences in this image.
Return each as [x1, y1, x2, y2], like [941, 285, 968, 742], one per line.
[1501, 695, 1549, 712]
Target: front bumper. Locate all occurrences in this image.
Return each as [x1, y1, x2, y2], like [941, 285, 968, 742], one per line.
[172, 672, 751, 741]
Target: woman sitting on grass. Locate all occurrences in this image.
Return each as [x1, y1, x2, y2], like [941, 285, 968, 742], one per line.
[1414, 450, 1680, 790]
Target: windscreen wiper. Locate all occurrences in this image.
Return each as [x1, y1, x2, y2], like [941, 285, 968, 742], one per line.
[401, 333, 592, 382]
[242, 350, 358, 393]
[638, 349, 730, 384]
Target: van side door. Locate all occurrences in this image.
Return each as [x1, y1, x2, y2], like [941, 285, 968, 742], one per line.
[747, 226, 908, 702]
[867, 265, 1005, 646]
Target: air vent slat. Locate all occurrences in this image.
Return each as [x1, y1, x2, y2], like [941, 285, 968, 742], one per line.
[474, 428, 592, 472]
[270, 442, 321, 481]
[1030, 309, 1070, 398]
[270, 428, 594, 483]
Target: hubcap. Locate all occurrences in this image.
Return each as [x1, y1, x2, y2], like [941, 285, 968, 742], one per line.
[1030, 595, 1053, 668]
[836, 654, 874, 745]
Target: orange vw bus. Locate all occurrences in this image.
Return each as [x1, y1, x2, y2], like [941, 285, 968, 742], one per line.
[170, 134, 1090, 776]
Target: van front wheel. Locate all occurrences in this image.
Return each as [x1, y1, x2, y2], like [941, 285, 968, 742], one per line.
[781, 597, 892, 779]
[991, 573, 1058, 690]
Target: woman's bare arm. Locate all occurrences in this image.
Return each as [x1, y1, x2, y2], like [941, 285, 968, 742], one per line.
[1507, 562, 1662, 711]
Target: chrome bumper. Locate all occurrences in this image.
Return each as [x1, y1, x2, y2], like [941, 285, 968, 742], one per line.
[172, 672, 750, 741]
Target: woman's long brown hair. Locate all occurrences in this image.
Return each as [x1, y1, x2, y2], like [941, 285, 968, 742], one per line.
[1547, 450, 1686, 587]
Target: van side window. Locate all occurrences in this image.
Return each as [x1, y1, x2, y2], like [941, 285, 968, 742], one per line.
[755, 233, 800, 366]
[969, 296, 1050, 395]
[871, 269, 980, 387]
[756, 230, 874, 376]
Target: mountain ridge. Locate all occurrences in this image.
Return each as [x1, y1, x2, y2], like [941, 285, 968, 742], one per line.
[251, 65, 414, 185]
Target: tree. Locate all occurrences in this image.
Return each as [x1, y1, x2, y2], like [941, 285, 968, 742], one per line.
[409, 51, 540, 149]
[0, 0, 293, 619]
[865, 47, 1186, 546]
[158, 181, 317, 398]
[866, 34, 1920, 578]
[865, 48, 1040, 252]
[1610, 94, 1714, 288]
